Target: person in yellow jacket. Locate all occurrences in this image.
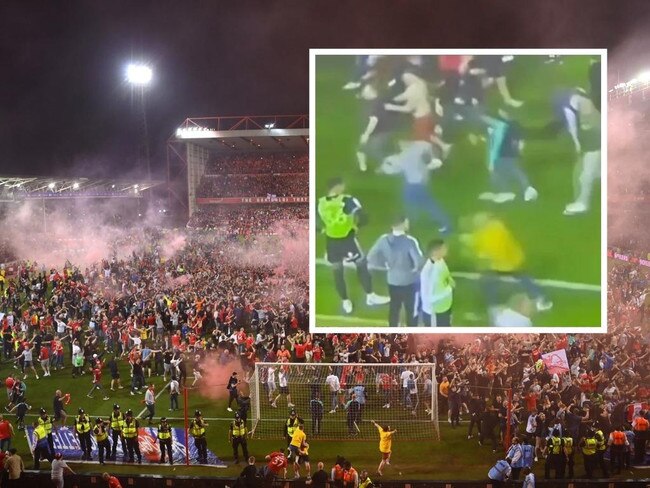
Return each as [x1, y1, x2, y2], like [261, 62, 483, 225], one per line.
[157, 417, 173, 465]
[580, 429, 598, 479]
[229, 411, 249, 464]
[371, 420, 396, 476]
[75, 408, 92, 461]
[461, 212, 552, 323]
[109, 404, 126, 461]
[37, 407, 54, 458]
[190, 410, 208, 464]
[31, 420, 53, 469]
[122, 409, 141, 464]
[93, 417, 111, 465]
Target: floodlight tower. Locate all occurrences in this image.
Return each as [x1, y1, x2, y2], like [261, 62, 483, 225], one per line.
[126, 63, 153, 181]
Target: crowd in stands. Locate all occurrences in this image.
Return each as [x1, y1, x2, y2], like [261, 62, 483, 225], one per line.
[196, 152, 308, 199]
[196, 174, 308, 198]
[206, 153, 308, 175]
[187, 204, 308, 233]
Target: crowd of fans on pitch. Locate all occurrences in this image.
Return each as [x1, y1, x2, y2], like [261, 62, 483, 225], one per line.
[196, 153, 308, 199]
[187, 204, 308, 234]
[0, 234, 647, 483]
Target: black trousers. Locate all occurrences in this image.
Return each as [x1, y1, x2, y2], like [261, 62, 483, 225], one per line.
[583, 453, 595, 478]
[232, 436, 249, 462]
[111, 429, 126, 458]
[422, 309, 451, 327]
[159, 438, 173, 464]
[126, 437, 141, 462]
[78, 432, 92, 459]
[47, 433, 54, 457]
[610, 446, 625, 473]
[312, 416, 322, 434]
[595, 450, 608, 477]
[467, 413, 481, 437]
[195, 436, 208, 463]
[388, 284, 417, 327]
[33, 443, 53, 469]
[634, 434, 646, 464]
[97, 438, 111, 464]
[545, 453, 565, 479]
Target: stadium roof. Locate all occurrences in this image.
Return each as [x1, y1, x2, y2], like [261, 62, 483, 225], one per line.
[0, 175, 163, 201]
[170, 114, 308, 153]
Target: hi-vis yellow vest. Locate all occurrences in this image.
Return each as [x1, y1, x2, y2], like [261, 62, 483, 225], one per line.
[158, 425, 171, 440]
[123, 421, 138, 438]
[231, 421, 247, 437]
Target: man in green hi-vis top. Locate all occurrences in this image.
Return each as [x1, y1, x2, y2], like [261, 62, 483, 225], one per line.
[318, 176, 389, 315]
[420, 239, 454, 326]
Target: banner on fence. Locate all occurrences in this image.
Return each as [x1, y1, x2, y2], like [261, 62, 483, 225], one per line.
[26, 426, 225, 467]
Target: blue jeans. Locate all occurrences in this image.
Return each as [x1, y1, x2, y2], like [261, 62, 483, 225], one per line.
[403, 183, 451, 232]
[481, 270, 543, 306]
[0, 438, 11, 451]
[492, 157, 530, 193]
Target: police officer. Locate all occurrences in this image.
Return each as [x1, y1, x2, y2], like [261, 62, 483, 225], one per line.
[285, 410, 302, 446]
[580, 429, 597, 479]
[37, 407, 54, 457]
[75, 408, 92, 461]
[562, 432, 575, 478]
[123, 409, 142, 463]
[358, 469, 373, 488]
[31, 420, 53, 469]
[544, 428, 564, 479]
[594, 425, 609, 477]
[230, 411, 249, 464]
[93, 417, 111, 465]
[190, 410, 208, 464]
[158, 417, 173, 465]
[110, 403, 126, 460]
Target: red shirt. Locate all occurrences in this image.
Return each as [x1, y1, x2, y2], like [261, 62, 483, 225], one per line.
[39, 347, 49, 360]
[92, 368, 102, 383]
[312, 346, 322, 362]
[294, 343, 306, 359]
[267, 451, 287, 474]
[438, 55, 466, 73]
[0, 420, 11, 440]
[107, 476, 123, 488]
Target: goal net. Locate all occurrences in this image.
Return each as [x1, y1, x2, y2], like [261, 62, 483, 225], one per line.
[249, 362, 439, 441]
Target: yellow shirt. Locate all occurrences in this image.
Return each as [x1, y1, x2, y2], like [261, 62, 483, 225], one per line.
[290, 428, 306, 448]
[471, 219, 524, 272]
[376, 425, 393, 453]
[439, 381, 449, 396]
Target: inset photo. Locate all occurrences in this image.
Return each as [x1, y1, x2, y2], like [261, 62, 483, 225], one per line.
[310, 49, 606, 332]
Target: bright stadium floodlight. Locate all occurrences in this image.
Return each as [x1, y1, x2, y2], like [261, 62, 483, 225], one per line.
[126, 63, 153, 85]
[73, 182, 79, 189]
[48, 182, 55, 189]
[264, 123, 275, 129]
[638, 71, 650, 83]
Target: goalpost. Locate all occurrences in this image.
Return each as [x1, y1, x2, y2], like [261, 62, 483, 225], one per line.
[249, 362, 439, 441]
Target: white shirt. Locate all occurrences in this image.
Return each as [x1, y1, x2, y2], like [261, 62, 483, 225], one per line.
[145, 389, 155, 405]
[325, 374, 340, 392]
[267, 367, 276, 385]
[279, 371, 288, 388]
[72, 344, 81, 359]
[169, 380, 179, 394]
[400, 370, 413, 388]
[522, 472, 536, 488]
[51, 459, 69, 479]
[494, 308, 532, 327]
[419, 260, 436, 315]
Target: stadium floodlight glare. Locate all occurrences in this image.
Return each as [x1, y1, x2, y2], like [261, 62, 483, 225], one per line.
[264, 123, 275, 129]
[72, 182, 79, 189]
[638, 71, 650, 83]
[126, 63, 153, 85]
[48, 182, 55, 189]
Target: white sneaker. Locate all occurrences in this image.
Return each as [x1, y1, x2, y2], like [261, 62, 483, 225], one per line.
[536, 298, 553, 312]
[329, 410, 336, 414]
[366, 293, 390, 306]
[479, 192, 496, 201]
[342, 81, 361, 90]
[428, 158, 443, 170]
[563, 201, 588, 215]
[271, 403, 277, 408]
[492, 192, 516, 203]
[342, 300, 353, 314]
[356, 152, 368, 172]
[227, 407, 233, 412]
[524, 186, 538, 202]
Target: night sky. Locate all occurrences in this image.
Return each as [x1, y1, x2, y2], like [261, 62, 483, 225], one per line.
[1, 0, 650, 179]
